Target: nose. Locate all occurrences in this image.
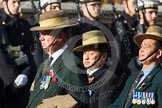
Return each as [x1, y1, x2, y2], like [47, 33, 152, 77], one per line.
[39, 34, 44, 41]
[139, 47, 144, 53]
[152, 12, 157, 19]
[55, 7, 60, 10]
[83, 53, 89, 60]
[15, 1, 20, 7]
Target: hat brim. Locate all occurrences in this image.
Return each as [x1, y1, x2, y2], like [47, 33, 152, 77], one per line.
[74, 42, 108, 52]
[30, 23, 78, 31]
[134, 34, 162, 47]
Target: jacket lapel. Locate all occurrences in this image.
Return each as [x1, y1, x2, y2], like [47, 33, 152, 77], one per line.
[126, 65, 161, 108]
[51, 48, 70, 74]
[137, 65, 161, 91]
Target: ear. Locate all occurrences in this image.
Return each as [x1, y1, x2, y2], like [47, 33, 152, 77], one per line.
[2, 1, 7, 8]
[156, 49, 162, 59]
[57, 31, 65, 42]
[81, 4, 86, 11]
[101, 52, 108, 62]
[122, 0, 127, 7]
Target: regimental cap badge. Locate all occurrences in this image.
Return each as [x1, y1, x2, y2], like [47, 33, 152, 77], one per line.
[137, 0, 159, 10]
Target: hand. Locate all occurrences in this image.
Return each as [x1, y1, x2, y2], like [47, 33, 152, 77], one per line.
[14, 74, 28, 88]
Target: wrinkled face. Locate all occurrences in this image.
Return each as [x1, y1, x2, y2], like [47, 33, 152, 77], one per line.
[81, 2, 102, 20]
[3, 0, 20, 15]
[83, 46, 102, 69]
[144, 8, 158, 26]
[138, 39, 159, 64]
[39, 30, 55, 50]
[41, 3, 61, 13]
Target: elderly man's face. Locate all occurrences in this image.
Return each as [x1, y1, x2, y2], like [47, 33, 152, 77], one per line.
[83, 45, 107, 71]
[138, 39, 160, 64]
[39, 30, 55, 50]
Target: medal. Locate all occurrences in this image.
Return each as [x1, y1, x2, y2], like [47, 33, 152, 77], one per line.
[132, 90, 137, 104]
[150, 100, 155, 105]
[141, 92, 146, 105]
[146, 92, 151, 105]
[40, 76, 46, 89]
[150, 92, 155, 105]
[137, 99, 141, 105]
[132, 99, 137, 104]
[137, 92, 142, 105]
[44, 76, 51, 90]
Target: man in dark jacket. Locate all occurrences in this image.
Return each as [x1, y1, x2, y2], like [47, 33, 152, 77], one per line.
[111, 0, 159, 75]
[74, 30, 122, 108]
[27, 10, 89, 108]
[109, 26, 162, 108]
[0, 0, 36, 107]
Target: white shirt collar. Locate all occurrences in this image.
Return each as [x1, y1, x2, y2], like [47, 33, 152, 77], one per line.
[87, 68, 100, 76]
[50, 45, 68, 66]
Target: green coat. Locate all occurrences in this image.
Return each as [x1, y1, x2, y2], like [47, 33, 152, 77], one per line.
[27, 48, 89, 108]
[109, 65, 162, 108]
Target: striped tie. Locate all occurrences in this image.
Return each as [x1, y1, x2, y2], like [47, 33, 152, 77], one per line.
[125, 71, 144, 106]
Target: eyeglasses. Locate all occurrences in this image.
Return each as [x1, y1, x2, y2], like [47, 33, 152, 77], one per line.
[144, 9, 158, 16]
[87, 3, 103, 8]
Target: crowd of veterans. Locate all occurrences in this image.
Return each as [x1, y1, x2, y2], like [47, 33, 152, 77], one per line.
[0, 0, 162, 108]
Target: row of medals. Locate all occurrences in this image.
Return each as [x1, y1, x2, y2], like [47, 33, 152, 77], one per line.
[132, 90, 155, 105]
[40, 75, 52, 90]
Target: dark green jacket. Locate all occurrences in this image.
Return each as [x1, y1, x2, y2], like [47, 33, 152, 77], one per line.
[27, 48, 89, 108]
[109, 65, 162, 108]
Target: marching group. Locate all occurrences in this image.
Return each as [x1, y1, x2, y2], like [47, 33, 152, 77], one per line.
[0, 0, 162, 108]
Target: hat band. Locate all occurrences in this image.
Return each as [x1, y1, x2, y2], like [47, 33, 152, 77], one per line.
[83, 36, 106, 45]
[39, 17, 69, 28]
[146, 32, 162, 36]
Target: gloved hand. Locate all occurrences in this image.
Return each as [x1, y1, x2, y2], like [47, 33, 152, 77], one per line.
[14, 74, 28, 88]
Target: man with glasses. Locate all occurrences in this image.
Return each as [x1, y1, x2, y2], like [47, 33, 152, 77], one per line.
[137, 0, 159, 32]
[80, 0, 102, 21]
[72, 0, 104, 35]
[111, 0, 160, 76]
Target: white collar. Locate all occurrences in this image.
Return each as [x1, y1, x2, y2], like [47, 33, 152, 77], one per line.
[50, 45, 68, 66]
[87, 68, 100, 76]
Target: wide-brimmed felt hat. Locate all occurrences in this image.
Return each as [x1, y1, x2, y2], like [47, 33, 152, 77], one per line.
[30, 10, 78, 31]
[74, 30, 108, 52]
[80, 0, 101, 4]
[40, 0, 62, 9]
[134, 26, 162, 47]
[137, 0, 159, 10]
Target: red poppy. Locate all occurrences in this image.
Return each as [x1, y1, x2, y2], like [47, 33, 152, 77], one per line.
[48, 70, 54, 77]
[51, 78, 57, 83]
[141, 83, 146, 87]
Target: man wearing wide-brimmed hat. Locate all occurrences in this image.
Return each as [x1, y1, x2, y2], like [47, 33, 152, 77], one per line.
[27, 10, 89, 108]
[74, 30, 122, 108]
[109, 25, 162, 108]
